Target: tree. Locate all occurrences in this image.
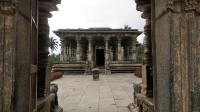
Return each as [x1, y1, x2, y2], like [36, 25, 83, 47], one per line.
[137, 44, 145, 63]
[124, 24, 131, 29]
[48, 53, 60, 67]
[49, 37, 59, 54]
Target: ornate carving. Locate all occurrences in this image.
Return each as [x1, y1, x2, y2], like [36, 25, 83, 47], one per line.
[167, 0, 200, 12]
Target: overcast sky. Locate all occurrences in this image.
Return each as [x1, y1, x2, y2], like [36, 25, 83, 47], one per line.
[49, 0, 145, 54]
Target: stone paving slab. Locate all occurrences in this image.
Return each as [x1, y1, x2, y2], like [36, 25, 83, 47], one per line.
[52, 73, 141, 112]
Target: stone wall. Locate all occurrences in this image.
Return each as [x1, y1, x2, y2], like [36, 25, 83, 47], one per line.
[154, 1, 200, 112]
[0, 0, 33, 111]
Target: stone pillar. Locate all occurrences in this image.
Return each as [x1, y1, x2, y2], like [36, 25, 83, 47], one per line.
[63, 45, 66, 61]
[104, 37, 111, 74]
[121, 47, 124, 61]
[105, 39, 109, 62]
[85, 38, 92, 75]
[115, 42, 118, 61]
[69, 44, 72, 60]
[63, 40, 68, 61]
[76, 38, 80, 61]
[135, 0, 153, 99]
[66, 44, 69, 61]
[71, 46, 73, 58]
[117, 37, 122, 61]
[127, 46, 129, 61]
[91, 41, 94, 68]
[60, 39, 64, 61]
[131, 36, 137, 61]
[79, 42, 82, 61]
[88, 38, 92, 61]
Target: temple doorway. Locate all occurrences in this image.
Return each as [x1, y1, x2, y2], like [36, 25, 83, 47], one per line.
[96, 49, 105, 66]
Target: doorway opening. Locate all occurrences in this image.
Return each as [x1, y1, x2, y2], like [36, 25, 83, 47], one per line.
[96, 49, 105, 66]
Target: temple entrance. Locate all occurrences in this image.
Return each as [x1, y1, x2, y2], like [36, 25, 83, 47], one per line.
[96, 49, 105, 66]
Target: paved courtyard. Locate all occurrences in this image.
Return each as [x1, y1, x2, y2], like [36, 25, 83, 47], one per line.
[52, 73, 141, 112]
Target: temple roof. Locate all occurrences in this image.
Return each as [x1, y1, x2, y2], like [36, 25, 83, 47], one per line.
[53, 28, 143, 38]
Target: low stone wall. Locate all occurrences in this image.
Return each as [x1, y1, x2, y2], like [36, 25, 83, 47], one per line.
[110, 61, 142, 73]
[52, 61, 86, 74]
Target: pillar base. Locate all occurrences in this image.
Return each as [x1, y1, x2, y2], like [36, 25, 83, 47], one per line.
[142, 65, 153, 97]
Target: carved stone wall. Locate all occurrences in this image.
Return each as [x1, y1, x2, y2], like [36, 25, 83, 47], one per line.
[0, 0, 32, 111]
[155, 1, 200, 111]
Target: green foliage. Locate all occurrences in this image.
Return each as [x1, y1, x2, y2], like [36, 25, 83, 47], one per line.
[48, 53, 60, 67]
[137, 44, 145, 63]
[49, 37, 59, 54]
[124, 24, 131, 29]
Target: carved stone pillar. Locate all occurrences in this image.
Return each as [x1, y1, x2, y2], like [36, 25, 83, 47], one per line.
[105, 39, 109, 62]
[69, 44, 72, 60]
[85, 38, 92, 75]
[135, 0, 153, 98]
[76, 38, 80, 61]
[131, 36, 137, 61]
[60, 39, 64, 61]
[63, 40, 67, 61]
[141, 12, 153, 97]
[66, 44, 69, 61]
[88, 38, 92, 61]
[121, 47, 124, 61]
[91, 41, 94, 68]
[71, 45, 74, 58]
[114, 42, 117, 61]
[126, 42, 130, 61]
[79, 42, 82, 61]
[104, 37, 111, 74]
[117, 37, 122, 61]
[124, 45, 127, 61]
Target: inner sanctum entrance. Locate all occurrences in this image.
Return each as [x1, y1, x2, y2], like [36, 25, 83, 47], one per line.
[96, 49, 105, 66]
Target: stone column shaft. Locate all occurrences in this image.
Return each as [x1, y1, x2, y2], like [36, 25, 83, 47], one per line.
[63, 46, 66, 61]
[79, 43, 82, 61]
[66, 45, 69, 61]
[115, 43, 118, 61]
[69, 44, 71, 60]
[127, 45, 129, 61]
[88, 39, 92, 61]
[60, 39, 64, 61]
[131, 37, 137, 61]
[117, 38, 122, 61]
[105, 40, 109, 61]
[76, 38, 80, 61]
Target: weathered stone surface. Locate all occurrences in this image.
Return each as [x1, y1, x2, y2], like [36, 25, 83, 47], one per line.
[0, 11, 14, 112]
[155, 1, 200, 112]
[0, 0, 61, 111]
[52, 74, 140, 112]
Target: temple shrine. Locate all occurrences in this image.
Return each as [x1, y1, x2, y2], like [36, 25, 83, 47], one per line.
[53, 28, 142, 74]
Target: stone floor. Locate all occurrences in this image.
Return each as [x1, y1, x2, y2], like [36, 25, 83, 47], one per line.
[51, 73, 141, 112]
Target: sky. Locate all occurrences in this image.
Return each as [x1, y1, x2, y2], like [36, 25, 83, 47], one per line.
[48, 0, 145, 54]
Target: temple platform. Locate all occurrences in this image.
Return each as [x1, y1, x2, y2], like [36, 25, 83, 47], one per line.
[52, 61, 142, 74]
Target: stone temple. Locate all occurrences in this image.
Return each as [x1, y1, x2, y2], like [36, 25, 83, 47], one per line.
[52, 28, 142, 74]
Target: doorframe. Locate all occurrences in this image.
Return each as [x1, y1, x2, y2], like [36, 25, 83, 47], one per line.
[95, 46, 105, 67]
